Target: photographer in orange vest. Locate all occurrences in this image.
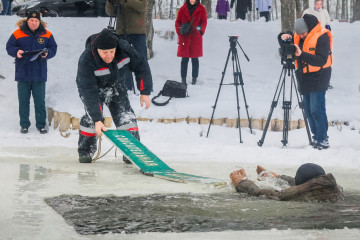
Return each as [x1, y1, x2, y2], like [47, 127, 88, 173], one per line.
[278, 14, 332, 150]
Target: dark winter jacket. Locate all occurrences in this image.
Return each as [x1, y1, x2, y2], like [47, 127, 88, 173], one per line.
[76, 32, 152, 122]
[6, 19, 57, 82]
[230, 0, 252, 13]
[105, 0, 146, 35]
[175, 0, 207, 58]
[216, 0, 230, 16]
[235, 173, 344, 202]
[278, 14, 331, 94]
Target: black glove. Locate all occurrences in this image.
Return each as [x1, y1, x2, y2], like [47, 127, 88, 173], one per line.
[325, 25, 331, 31]
[268, 6, 271, 9]
[256, 8, 258, 11]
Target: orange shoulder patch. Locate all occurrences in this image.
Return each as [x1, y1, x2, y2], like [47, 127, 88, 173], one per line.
[13, 29, 29, 40]
[40, 30, 52, 38]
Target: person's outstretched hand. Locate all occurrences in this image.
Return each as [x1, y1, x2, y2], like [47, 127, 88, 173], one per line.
[140, 95, 150, 109]
[230, 168, 247, 185]
[95, 121, 107, 136]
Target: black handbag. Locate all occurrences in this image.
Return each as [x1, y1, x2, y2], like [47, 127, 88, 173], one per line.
[179, 17, 194, 35]
[151, 80, 187, 106]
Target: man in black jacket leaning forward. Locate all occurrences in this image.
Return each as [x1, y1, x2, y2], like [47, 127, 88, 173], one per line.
[279, 14, 332, 149]
[76, 28, 152, 163]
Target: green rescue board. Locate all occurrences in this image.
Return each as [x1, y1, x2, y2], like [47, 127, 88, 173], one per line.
[103, 130, 227, 187]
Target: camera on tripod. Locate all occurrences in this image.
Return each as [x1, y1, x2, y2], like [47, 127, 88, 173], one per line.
[228, 36, 238, 48]
[279, 38, 296, 61]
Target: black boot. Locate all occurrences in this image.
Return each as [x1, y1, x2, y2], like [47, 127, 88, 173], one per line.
[191, 78, 197, 85]
[181, 77, 187, 85]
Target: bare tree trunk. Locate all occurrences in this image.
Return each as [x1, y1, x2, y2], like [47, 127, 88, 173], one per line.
[295, 0, 303, 18]
[354, 0, 360, 21]
[274, 0, 279, 20]
[145, 0, 155, 59]
[201, 0, 212, 18]
[336, 0, 340, 19]
[342, 0, 346, 19]
[252, 0, 256, 21]
[281, 0, 296, 32]
[303, 0, 309, 10]
[346, 0, 349, 20]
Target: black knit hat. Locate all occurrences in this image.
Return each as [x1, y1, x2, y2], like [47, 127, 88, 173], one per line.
[27, 10, 41, 21]
[96, 29, 117, 50]
[295, 163, 325, 186]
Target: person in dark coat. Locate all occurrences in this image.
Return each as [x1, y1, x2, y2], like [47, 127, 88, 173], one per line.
[175, 0, 207, 86]
[230, 164, 343, 202]
[279, 14, 332, 149]
[105, 0, 151, 92]
[216, 0, 230, 20]
[6, 10, 57, 134]
[76, 28, 152, 163]
[230, 0, 252, 20]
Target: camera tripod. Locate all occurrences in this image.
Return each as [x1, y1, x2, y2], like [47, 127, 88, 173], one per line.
[257, 59, 312, 147]
[206, 36, 253, 143]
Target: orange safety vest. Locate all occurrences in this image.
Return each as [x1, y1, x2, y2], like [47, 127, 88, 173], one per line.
[294, 23, 333, 74]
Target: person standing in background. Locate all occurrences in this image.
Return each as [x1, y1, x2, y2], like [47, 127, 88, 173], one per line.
[1, 0, 12, 15]
[303, 0, 331, 30]
[255, 0, 272, 22]
[6, 10, 57, 134]
[303, 0, 332, 88]
[105, 0, 152, 92]
[230, 0, 252, 20]
[216, 0, 230, 20]
[175, 0, 207, 86]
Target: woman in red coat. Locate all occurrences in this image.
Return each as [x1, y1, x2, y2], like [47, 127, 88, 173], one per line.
[175, 0, 207, 85]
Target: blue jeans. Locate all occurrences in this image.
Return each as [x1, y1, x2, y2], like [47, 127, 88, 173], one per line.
[1, 0, 12, 15]
[119, 34, 147, 91]
[302, 91, 328, 142]
[17, 81, 46, 129]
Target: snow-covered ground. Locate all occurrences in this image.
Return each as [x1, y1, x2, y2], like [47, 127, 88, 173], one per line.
[0, 16, 360, 239]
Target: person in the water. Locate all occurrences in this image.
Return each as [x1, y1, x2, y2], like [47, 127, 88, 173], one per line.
[230, 163, 343, 202]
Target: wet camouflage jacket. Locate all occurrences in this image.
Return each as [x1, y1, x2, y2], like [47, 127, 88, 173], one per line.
[235, 173, 344, 202]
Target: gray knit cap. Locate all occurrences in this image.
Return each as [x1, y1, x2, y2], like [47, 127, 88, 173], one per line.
[294, 18, 309, 34]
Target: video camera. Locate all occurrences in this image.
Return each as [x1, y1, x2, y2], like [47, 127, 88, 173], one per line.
[228, 36, 238, 48]
[279, 38, 296, 61]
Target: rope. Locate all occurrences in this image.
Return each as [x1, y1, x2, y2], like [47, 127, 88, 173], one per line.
[92, 135, 115, 162]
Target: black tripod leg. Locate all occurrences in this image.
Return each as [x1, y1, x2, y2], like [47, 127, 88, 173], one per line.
[291, 70, 312, 145]
[232, 49, 243, 143]
[206, 48, 232, 138]
[258, 67, 286, 147]
[234, 51, 253, 134]
[281, 101, 291, 146]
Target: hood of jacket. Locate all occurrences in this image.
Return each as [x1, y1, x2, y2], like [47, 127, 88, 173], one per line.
[16, 18, 47, 29]
[303, 14, 319, 33]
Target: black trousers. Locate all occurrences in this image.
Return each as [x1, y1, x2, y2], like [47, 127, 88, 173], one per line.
[218, 15, 227, 20]
[181, 57, 199, 78]
[236, 11, 246, 20]
[260, 11, 270, 22]
[78, 86, 139, 157]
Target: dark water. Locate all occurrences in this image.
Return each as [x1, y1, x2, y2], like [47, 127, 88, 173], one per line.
[45, 193, 360, 235]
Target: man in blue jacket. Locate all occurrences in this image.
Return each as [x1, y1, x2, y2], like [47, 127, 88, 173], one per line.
[76, 28, 152, 163]
[6, 10, 57, 134]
